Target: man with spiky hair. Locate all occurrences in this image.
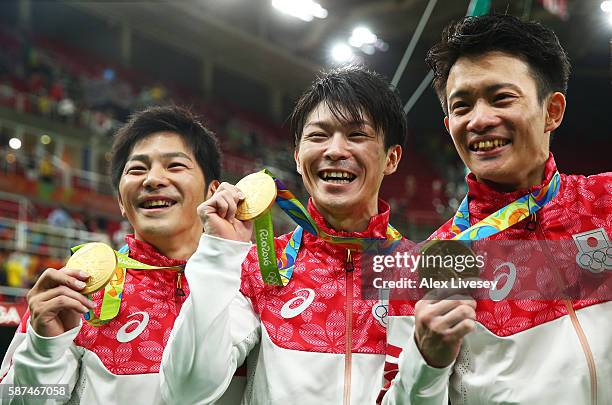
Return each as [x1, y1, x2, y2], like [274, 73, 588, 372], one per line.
[0, 106, 245, 404]
[160, 65, 408, 404]
[381, 15, 612, 404]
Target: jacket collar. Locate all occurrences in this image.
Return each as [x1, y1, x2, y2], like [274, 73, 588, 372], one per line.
[305, 198, 392, 240]
[124, 234, 187, 268]
[122, 234, 187, 286]
[464, 153, 559, 221]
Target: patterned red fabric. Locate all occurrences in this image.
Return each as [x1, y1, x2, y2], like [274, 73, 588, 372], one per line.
[240, 199, 396, 354]
[17, 310, 29, 333]
[378, 340, 402, 404]
[73, 234, 189, 374]
[389, 154, 612, 337]
[0, 311, 30, 382]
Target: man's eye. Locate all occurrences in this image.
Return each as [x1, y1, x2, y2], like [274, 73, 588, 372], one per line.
[305, 132, 327, 140]
[494, 94, 514, 103]
[451, 102, 469, 112]
[349, 132, 370, 140]
[169, 162, 187, 169]
[126, 166, 146, 174]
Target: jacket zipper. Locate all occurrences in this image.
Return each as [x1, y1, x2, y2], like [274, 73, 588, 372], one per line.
[175, 270, 185, 298]
[563, 301, 598, 405]
[532, 214, 597, 405]
[343, 249, 354, 405]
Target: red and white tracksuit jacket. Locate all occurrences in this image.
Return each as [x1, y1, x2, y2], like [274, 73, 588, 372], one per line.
[381, 156, 612, 405]
[0, 235, 244, 404]
[161, 200, 399, 405]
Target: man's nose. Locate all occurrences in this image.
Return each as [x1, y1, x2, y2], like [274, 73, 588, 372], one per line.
[142, 165, 169, 189]
[465, 101, 501, 134]
[322, 133, 351, 161]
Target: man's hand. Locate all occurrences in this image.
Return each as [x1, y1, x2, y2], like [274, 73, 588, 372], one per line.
[27, 268, 96, 337]
[197, 182, 253, 242]
[414, 294, 476, 368]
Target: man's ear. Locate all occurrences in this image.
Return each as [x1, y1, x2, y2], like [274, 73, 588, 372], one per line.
[117, 193, 126, 217]
[544, 92, 566, 133]
[294, 148, 302, 175]
[383, 145, 402, 175]
[444, 116, 450, 134]
[206, 179, 220, 199]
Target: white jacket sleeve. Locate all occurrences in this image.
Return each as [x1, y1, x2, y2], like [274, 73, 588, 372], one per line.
[0, 322, 82, 405]
[160, 234, 260, 405]
[382, 316, 452, 405]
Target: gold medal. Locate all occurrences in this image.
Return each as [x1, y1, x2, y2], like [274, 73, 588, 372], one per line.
[65, 242, 117, 294]
[235, 172, 277, 221]
[418, 240, 480, 290]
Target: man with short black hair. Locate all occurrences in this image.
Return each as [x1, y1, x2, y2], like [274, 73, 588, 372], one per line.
[160, 65, 407, 404]
[0, 106, 246, 404]
[381, 15, 611, 404]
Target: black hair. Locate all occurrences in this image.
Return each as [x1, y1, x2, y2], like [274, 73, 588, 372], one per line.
[110, 105, 221, 191]
[425, 14, 571, 114]
[289, 65, 407, 149]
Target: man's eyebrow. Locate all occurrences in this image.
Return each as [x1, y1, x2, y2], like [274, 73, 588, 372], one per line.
[127, 152, 194, 163]
[448, 89, 471, 101]
[162, 152, 194, 161]
[304, 120, 373, 131]
[448, 83, 523, 100]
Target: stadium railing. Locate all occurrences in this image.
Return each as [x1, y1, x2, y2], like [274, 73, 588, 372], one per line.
[0, 217, 110, 259]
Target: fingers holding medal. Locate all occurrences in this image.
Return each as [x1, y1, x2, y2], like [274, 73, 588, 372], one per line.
[26, 245, 111, 337]
[414, 240, 480, 368]
[198, 172, 275, 242]
[65, 242, 117, 295]
[235, 172, 277, 221]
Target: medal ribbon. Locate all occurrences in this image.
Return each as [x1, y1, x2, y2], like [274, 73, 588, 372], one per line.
[69, 244, 183, 326]
[254, 170, 402, 286]
[449, 171, 560, 240]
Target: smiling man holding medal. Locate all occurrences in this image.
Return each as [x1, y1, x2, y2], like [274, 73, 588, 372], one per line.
[160, 65, 407, 404]
[0, 106, 251, 404]
[381, 15, 612, 404]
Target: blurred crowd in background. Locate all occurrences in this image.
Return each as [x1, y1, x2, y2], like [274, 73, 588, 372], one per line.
[0, 25, 498, 291]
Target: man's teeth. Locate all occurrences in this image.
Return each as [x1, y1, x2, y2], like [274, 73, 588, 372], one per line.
[142, 200, 174, 208]
[320, 171, 355, 183]
[472, 139, 510, 151]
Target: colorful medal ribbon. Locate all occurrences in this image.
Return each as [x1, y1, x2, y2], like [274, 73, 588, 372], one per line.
[69, 243, 183, 326]
[254, 170, 402, 286]
[449, 171, 560, 240]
